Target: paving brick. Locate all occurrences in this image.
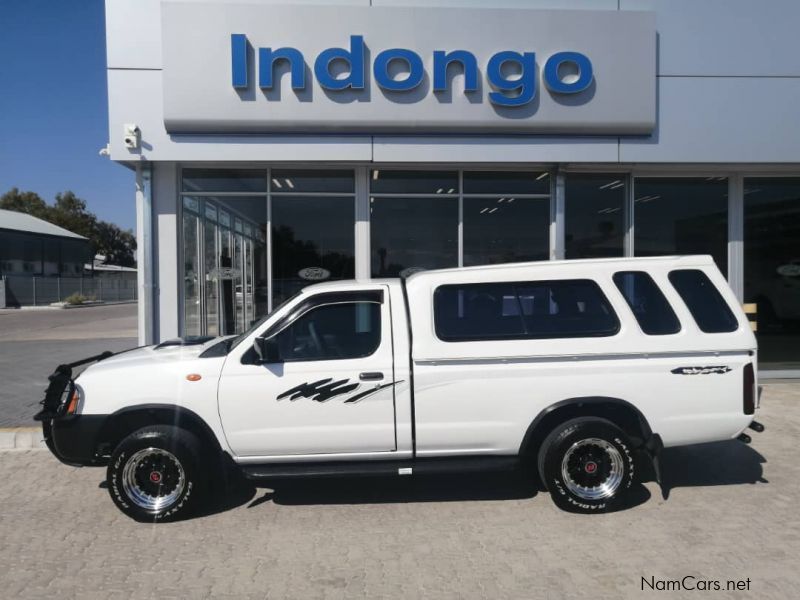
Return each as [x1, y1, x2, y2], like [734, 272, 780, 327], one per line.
[0, 383, 797, 599]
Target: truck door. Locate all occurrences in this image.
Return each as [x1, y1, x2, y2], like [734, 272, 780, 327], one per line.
[217, 287, 398, 457]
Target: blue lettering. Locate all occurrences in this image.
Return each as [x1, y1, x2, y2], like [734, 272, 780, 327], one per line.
[544, 51, 593, 94]
[231, 34, 248, 88]
[373, 49, 424, 91]
[314, 35, 365, 91]
[258, 46, 305, 90]
[486, 51, 536, 107]
[433, 50, 478, 93]
[233, 34, 594, 108]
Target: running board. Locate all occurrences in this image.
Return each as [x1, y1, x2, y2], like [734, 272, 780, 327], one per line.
[240, 456, 520, 480]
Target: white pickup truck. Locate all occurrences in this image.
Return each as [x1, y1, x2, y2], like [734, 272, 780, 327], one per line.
[37, 256, 763, 521]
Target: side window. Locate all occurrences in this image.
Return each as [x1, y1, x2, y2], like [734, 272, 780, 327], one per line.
[434, 279, 619, 342]
[668, 269, 738, 333]
[613, 271, 681, 335]
[275, 302, 381, 361]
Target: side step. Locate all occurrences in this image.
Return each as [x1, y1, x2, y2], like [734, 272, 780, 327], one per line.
[240, 456, 520, 481]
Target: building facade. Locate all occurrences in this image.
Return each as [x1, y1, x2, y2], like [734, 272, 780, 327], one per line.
[105, 0, 800, 376]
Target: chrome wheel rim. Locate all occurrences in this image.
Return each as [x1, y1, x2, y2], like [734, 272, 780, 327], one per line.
[560, 437, 624, 501]
[122, 447, 186, 511]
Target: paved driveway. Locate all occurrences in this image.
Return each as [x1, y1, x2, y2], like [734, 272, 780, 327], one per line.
[1, 384, 797, 599]
[0, 304, 137, 426]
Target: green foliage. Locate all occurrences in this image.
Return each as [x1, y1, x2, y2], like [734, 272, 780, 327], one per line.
[64, 292, 92, 305]
[0, 188, 137, 267]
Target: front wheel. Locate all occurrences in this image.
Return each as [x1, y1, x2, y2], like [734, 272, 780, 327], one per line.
[538, 417, 635, 513]
[107, 426, 206, 522]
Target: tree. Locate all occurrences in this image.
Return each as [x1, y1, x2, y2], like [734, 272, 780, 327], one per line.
[0, 188, 50, 219]
[94, 220, 136, 267]
[0, 188, 137, 267]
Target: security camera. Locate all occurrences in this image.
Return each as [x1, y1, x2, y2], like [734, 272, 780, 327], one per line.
[123, 123, 141, 150]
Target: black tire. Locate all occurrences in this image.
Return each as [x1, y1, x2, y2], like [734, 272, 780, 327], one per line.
[538, 417, 635, 513]
[107, 425, 206, 522]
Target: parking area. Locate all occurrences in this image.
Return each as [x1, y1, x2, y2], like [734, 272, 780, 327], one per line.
[0, 384, 797, 599]
[0, 304, 137, 426]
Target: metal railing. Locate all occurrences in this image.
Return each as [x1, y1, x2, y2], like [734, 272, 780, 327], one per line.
[1, 276, 137, 307]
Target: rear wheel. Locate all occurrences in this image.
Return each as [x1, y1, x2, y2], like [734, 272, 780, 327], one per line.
[538, 417, 635, 513]
[107, 426, 206, 522]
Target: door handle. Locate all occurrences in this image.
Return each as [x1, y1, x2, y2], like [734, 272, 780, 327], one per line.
[359, 372, 384, 381]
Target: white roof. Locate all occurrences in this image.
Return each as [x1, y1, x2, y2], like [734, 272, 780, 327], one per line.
[0, 209, 88, 240]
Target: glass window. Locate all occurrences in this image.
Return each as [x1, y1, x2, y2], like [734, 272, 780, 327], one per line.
[613, 271, 681, 335]
[434, 279, 619, 342]
[463, 197, 549, 266]
[272, 196, 355, 305]
[370, 197, 458, 276]
[463, 171, 550, 195]
[669, 269, 738, 333]
[634, 177, 728, 274]
[370, 170, 458, 195]
[182, 210, 201, 336]
[182, 169, 267, 193]
[743, 178, 800, 370]
[270, 169, 355, 194]
[275, 302, 381, 361]
[565, 174, 625, 258]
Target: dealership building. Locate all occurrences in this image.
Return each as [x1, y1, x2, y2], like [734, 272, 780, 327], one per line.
[105, 0, 800, 376]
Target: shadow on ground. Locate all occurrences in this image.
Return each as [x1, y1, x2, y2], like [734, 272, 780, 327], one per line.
[657, 439, 767, 499]
[125, 439, 766, 520]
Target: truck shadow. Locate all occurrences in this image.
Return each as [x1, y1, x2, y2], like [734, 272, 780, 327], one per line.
[646, 440, 767, 499]
[247, 471, 539, 508]
[191, 440, 766, 518]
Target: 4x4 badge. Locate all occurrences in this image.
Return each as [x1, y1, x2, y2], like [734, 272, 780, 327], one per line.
[671, 366, 732, 375]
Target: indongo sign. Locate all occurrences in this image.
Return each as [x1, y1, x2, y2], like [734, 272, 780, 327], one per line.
[231, 34, 593, 108]
[162, 3, 656, 134]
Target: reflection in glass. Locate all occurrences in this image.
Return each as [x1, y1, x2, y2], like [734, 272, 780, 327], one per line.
[272, 196, 355, 306]
[182, 195, 267, 337]
[270, 170, 355, 194]
[182, 169, 266, 193]
[463, 197, 549, 266]
[744, 178, 800, 370]
[565, 175, 625, 258]
[370, 197, 458, 276]
[370, 170, 458, 195]
[463, 171, 550, 195]
[182, 210, 201, 337]
[634, 177, 728, 273]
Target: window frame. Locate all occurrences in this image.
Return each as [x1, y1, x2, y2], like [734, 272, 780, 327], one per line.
[612, 270, 682, 336]
[668, 269, 739, 334]
[432, 278, 621, 343]
[255, 289, 385, 363]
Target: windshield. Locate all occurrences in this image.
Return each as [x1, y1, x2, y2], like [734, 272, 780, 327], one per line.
[226, 291, 304, 352]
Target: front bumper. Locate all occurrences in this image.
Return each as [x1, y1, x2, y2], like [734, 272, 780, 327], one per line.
[34, 351, 115, 467]
[41, 415, 107, 467]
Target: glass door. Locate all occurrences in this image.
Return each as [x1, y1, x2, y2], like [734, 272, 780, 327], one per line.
[203, 203, 220, 337]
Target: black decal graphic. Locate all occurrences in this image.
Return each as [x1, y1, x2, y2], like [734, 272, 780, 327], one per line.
[344, 381, 405, 403]
[277, 378, 360, 402]
[277, 379, 404, 403]
[671, 366, 732, 375]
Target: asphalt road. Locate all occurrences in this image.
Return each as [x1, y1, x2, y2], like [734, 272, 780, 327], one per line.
[0, 304, 137, 426]
[0, 384, 797, 599]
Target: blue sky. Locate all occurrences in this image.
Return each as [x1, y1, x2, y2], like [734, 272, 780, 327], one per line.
[0, 0, 135, 230]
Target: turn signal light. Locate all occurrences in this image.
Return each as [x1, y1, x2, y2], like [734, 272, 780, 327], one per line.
[66, 389, 80, 415]
[186, 374, 202, 382]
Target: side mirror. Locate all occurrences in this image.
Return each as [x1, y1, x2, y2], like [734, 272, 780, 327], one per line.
[253, 336, 281, 363]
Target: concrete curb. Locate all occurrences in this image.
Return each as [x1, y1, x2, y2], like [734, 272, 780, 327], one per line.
[0, 428, 47, 451]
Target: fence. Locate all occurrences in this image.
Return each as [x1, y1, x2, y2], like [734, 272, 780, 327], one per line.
[1, 275, 137, 307]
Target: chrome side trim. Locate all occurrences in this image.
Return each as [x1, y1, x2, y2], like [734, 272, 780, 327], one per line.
[413, 349, 753, 366]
